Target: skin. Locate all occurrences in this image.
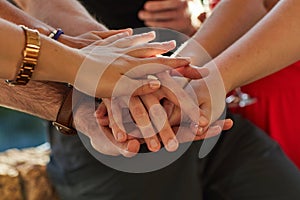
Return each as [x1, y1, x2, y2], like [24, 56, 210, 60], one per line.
[0, 0, 196, 156]
[138, 0, 203, 36]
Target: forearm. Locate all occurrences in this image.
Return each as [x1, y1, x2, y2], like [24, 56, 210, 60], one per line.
[215, 0, 300, 92]
[177, 0, 268, 66]
[0, 0, 53, 35]
[0, 19, 84, 84]
[13, 0, 107, 35]
[0, 81, 68, 121]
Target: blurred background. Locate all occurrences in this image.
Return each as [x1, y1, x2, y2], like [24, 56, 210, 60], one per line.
[0, 107, 47, 152]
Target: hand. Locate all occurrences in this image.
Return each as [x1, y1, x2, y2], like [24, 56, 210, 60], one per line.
[72, 93, 140, 157]
[95, 71, 232, 153]
[138, 0, 203, 36]
[58, 29, 133, 49]
[184, 68, 229, 132]
[73, 31, 191, 98]
[96, 70, 209, 152]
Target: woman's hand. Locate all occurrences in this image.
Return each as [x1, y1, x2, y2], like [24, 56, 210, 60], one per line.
[58, 29, 133, 49]
[73, 31, 191, 98]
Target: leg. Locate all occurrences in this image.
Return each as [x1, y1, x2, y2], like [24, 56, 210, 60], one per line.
[200, 113, 300, 200]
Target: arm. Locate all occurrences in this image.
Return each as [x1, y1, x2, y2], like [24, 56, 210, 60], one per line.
[13, 0, 107, 34]
[0, 0, 54, 35]
[173, 0, 300, 127]
[0, 18, 83, 84]
[0, 80, 140, 156]
[0, 0, 107, 49]
[177, 0, 269, 66]
[0, 81, 66, 121]
[214, 0, 300, 92]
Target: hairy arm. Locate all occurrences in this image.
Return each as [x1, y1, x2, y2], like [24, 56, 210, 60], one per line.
[13, 0, 107, 35]
[0, 81, 68, 121]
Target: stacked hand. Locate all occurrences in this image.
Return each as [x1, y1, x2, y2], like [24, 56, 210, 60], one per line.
[94, 70, 233, 157]
[63, 29, 233, 157]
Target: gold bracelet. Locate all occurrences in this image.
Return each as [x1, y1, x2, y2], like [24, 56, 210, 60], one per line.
[6, 25, 41, 86]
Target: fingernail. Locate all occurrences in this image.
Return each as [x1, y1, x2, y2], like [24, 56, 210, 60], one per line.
[93, 111, 98, 117]
[190, 122, 199, 134]
[167, 138, 178, 151]
[149, 80, 161, 89]
[163, 40, 176, 46]
[117, 132, 124, 141]
[150, 139, 159, 148]
[192, 122, 199, 128]
[145, 31, 156, 37]
[198, 127, 203, 134]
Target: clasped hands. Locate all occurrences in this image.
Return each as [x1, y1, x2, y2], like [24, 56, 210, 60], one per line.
[68, 29, 233, 157]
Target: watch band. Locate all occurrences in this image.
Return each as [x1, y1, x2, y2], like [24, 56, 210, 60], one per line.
[52, 87, 101, 135]
[52, 87, 77, 135]
[6, 25, 41, 86]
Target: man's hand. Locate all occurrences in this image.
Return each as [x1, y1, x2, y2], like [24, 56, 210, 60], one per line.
[95, 70, 233, 155]
[138, 0, 203, 36]
[73, 95, 141, 157]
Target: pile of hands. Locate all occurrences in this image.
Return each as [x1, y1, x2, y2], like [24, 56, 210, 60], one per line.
[60, 28, 233, 157]
[59, 0, 232, 157]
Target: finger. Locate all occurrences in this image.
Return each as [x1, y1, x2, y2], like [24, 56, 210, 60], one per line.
[211, 118, 234, 131]
[101, 127, 141, 157]
[102, 98, 127, 142]
[90, 125, 140, 157]
[170, 66, 209, 79]
[94, 31, 131, 46]
[162, 99, 175, 119]
[93, 29, 133, 39]
[143, 0, 183, 12]
[112, 31, 156, 48]
[126, 128, 143, 140]
[129, 96, 161, 152]
[124, 56, 191, 78]
[173, 125, 222, 143]
[94, 102, 110, 126]
[126, 40, 176, 58]
[156, 72, 207, 126]
[172, 126, 201, 143]
[168, 105, 182, 126]
[141, 94, 179, 152]
[112, 75, 161, 97]
[223, 119, 234, 130]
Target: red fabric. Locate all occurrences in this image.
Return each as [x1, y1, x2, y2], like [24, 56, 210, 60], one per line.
[230, 62, 300, 168]
[209, 0, 221, 10]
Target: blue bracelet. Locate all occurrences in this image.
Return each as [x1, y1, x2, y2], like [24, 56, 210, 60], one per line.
[49, 28, 64, 40]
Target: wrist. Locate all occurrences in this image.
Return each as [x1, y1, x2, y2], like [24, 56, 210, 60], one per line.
[5, 25, 41, 86]
[173, 38, 211, 67]
[32, 36, 84, 85]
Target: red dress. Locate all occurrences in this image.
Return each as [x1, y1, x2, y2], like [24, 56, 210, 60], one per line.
[209, 0, 300, 167]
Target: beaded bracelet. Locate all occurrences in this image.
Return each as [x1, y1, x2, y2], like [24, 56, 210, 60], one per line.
[48, 28, 64, 40]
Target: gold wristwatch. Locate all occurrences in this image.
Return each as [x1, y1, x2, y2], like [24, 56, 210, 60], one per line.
[6, 25, 41, 86]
